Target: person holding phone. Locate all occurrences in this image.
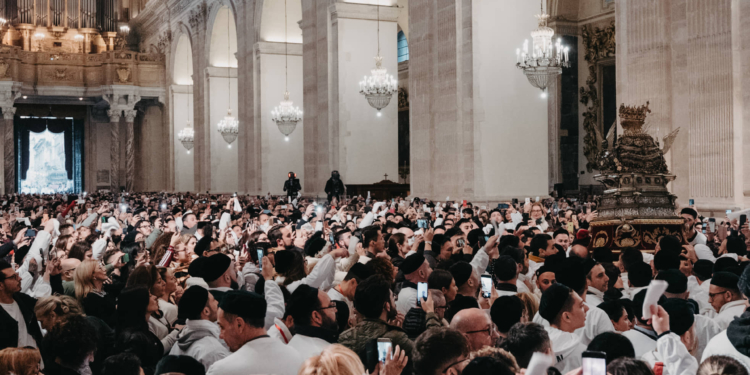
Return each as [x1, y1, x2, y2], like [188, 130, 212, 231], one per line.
[395, 253, 433, 315]
[680, 208, 706, 246]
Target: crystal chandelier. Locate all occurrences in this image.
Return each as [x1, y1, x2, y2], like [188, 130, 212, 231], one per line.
[359, 5, 397, 117]
[178, 68, 194, 153]
[272, 0, 302, 141]
[515, 0, 569, 97]
[217, 9, 238, 148]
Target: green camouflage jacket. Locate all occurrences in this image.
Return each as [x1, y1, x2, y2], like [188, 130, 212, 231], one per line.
[338, 318, 414, 375]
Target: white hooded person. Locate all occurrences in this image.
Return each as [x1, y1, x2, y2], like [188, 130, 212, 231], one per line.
[169, 285, 230, 370]
[538, 283, 588, 373]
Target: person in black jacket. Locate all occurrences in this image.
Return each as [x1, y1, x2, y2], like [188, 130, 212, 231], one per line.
[0, 260, 43, 351]
[41, 315, 98, 375]
[115, 287, 165, 375]
[283, 172, 301, 198]
[324, 171, 345, 202]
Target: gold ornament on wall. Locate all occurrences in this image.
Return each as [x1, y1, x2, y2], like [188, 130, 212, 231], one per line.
[643, 226, 683, 246]
[116, 67, 131, 83]
[613, 223, 640, 248]
[580, 22, 615, 172]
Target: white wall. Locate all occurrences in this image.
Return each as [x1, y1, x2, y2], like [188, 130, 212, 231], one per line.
[172, 89, 195, 192]
[259, 0, 302, 43]
[337, 17, 399, 184]
[260, 52, 304, 195]
[208, 72, 238, 193]
[472, 0, 549, 198]
[96, 122, 111, 188]
[209, 7, 238, 68]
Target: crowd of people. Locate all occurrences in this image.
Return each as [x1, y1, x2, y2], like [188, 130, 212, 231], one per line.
[0, 190, 748, 375]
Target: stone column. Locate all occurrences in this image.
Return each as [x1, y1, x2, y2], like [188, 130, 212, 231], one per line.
[108, 109, 121, 192]
[124, 109, 137, 192]
[2, 106, 14, 194]
[548, 75, 562, 192]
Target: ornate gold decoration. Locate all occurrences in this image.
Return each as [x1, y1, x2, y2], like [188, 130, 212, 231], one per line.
[614, 223, 641, 248]
[116, 67, 131, 83]
[0, 62, 9, 78]
[593, 231, 609, 248]
[580, 22, 615, 172]
[643, 226, 684, 245]
[54, 68, 67, 80]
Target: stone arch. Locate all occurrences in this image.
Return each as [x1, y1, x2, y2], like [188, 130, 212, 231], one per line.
[258, 0, 302, 43]
[172, 33, 193, 85]
[206, 1, 238, 68]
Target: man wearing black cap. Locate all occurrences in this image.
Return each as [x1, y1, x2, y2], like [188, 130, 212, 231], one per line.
[656, 269, 720, 360]
[701, 264, 750, 369]
[396, 253, 432, 315]
[622, 289, 661, 358]
[709, 271, 744, 330]
[286, 285, 339, 361]
[681, 207, 706, 245]
[169, 285, 228, 370]
[538, 283, 587, 373]
[449, 261, 480, 300]
[642, 299, 699, 374]
[328, 263, 369, 312]
[585, 262, 609, 307]
[202, 254, 238, 302]
[207, 290, 303, 375]
[493, 255, 519, 297]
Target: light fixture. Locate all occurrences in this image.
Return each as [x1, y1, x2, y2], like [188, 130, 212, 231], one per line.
[515, 0, 569, 93]
[74, 34, 84, 53]
[272, 0, 302, 138]
[22, 96, 27, 99]
[79, 97, 83, 101]
[217, 8, 239, 146]
[34, 33, 45, 51]
[359, 5, 397, 115]
[116, 25, 130, 50]
[178, 52, 195, 152]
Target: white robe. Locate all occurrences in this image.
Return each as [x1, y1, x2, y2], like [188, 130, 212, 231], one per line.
[206, 336, 303, 375]
[693, 313, 721, 361]
[714, 300, 747, 330]
[532, 302, 614, 346]
[622, 326, 658, 358]
[641, 332, 698, 375]
[586, 286, 604, 307]
[287, 334, 331, 362]
[396, 286, 418, 315]
[545, 326, 585, 373]
[702, 330, 750, 373]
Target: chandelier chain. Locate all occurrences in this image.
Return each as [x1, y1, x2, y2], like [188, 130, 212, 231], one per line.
[285, 0, 288, 92]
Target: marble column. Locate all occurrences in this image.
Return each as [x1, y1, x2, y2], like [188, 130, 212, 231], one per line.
[2, 106, 14, 194]
[108, 109, 121, 192]
[124, 109, 136, 192]
[548, 75, 562, 192]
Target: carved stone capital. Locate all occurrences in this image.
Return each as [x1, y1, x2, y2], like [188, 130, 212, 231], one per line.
[124, 109, 138, 123]
[107, 108, 121, 122]
[1, 106, 15, 120]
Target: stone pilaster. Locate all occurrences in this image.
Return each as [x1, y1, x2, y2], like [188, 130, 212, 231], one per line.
[548, 75, 562, 191]
[108, 109, 121, 192]
[124, 109, 137, 192]
[2, 106, 15, 194]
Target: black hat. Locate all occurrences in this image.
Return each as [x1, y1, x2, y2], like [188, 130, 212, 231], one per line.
[449, 261, 473, 287]
[592, 247, 614, 264]
[693, 260, 713, 281]
[219, 290, 266, 319]
[178, 285, 209, 320]
[680, 208, 698, 219]
[555, 258, 587, 294]
[714, 257, 740, 274]
[581, 258, 597, 277]
[194, 236, 211, 257]
[659, 298, 695, 336]
[345, 263, 371, 282]
[492, 255, 518, 282]
[655, 269, 688, 294]
[711, 271, 740, 291]
[188, 256, 208, 278]
[445, 294, 479, 323]
[539, 283, 572, 322]
[400, 253, 426, 275]
[202, 254, 231, 283]
[304, 237, 327, 257]
[490, 295, 524, 333]
[274, 250, 295, 274]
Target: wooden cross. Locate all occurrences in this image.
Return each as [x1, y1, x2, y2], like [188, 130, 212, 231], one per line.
[384, 173, 389, 180]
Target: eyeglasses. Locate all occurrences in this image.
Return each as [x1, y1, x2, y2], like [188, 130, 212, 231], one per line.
[315, 303, 337, 311]
[464, 325, 495, 336]
[435, 305, 448, 310]
[708, 291, 727, 299]
[0, 272, 20, 281]
[441, 357, 470, 373]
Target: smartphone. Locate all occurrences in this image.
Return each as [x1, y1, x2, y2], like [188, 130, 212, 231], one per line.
[416, 282, 428, 307]
[512, 198, 519, 205]
[481, 274, 493, 298]
[417, 219, 427, 229]
[121, 253, 130, 263]
[535, 196, 540, 202]
[315, 221, 323, 232]
[25, 229, 36, 238]
[742, 215, 747, 228]
[525, 198, 531, 205]
[582, 351, 607, 375]
[727, 209, 732, 215]
[377, 338, 392, 363]
[456, 238, 465, 248]
[709, 218, 716, 232]
[689, 199, 695, 206]
[257, 248, 264, 270]
[536, 218, 542, 225]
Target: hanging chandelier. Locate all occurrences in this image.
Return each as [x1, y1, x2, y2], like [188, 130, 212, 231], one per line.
[515, 0, 569, 97]
[272, 0, 302, 141]
[359, 5, 397, 117]
[217, 9, 238, 148]
[178, 51, 194, 153]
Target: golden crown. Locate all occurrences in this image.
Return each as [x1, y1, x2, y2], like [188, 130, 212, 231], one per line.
[619, 101, 651, 123]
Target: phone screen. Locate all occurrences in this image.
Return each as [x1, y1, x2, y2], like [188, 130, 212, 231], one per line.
[315, 221, 323, 232]
[481, 275, 493, 298]
[417, 219, 427, 229]
[121, 253, 130, 263]
[709, 219, 716, 232]
[689, 199, 695, 206]
[377, 339, 392, 363]
[741, 215, 747, 228]
[456, 238, 465, 248]
[417, 282, 428, 307]
[257, 249, 264, 270]
[582, 352, 607, 375]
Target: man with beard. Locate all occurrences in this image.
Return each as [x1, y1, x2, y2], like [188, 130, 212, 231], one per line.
[203, 253, 239, 302]
[339, 275, 414, 375]
[287, 285, 340, 361]
[324, 170, 346, 202]
[170, 285, 229, 370]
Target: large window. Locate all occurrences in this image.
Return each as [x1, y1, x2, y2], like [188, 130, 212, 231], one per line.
[397, 31, 409, 62]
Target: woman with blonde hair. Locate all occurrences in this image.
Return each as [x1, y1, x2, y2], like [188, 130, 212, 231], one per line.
[0, 347, 42, 375]
[75, 259, 116, 327]
[34, 294, 84, 331]
[516, 292, 538, 322]
[299, 344, 408, 375]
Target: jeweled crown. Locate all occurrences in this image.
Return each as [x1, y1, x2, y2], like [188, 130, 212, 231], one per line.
[619, 101, 651, 123]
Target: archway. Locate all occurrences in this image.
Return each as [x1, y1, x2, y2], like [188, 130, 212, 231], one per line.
[172, 33, 195, 192]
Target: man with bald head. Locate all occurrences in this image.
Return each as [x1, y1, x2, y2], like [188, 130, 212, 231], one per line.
[449, 308, 499, 351]
[569, 239, 589, 259]
[61, 258, 80, 296]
